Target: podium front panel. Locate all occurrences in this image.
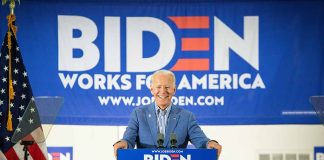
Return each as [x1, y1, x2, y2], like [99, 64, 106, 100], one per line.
[118, 149, 217, 160]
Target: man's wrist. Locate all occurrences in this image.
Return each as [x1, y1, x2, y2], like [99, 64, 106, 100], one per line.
[113, 140, 122, 147]
[208, 140, 219, 144]
[206, 140, 219, 148]
[113, 139, 129, 149]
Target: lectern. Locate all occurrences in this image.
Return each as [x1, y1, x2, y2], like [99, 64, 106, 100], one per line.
[118, 149, 217, 160]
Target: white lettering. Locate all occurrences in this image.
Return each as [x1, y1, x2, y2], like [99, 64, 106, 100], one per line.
[78, 73, 93, 89]
[48, 153, 71, 160]
[251, 73, 265, 89]
[180, 155, 191, 160]
[173, 96, 194, 106]
[214, 16, 259, 71]
[178, 75, 191, 90]
[178, 73, 265, 90]
[144, 154, 153, 160]
[107, 74, 121, 90]
[126, 17, 175, 72]
[239, 73, 251, 89]
[58, 15, 99, 71]
[160, 154, 171, 160]
[121, 74, 132, 90]
[58, 73, 132, 90]
[105, 17, 121, 72]
[58, 73, 265, 90]
[136, 74, 147, 90]
[58, 73, 78, 88]
[197, 96, 224, 106]
[208, 74, 219, 89]
[94, 74, 106, 90]
[192, 75, 207, 89]
[219, 74, 231, 89]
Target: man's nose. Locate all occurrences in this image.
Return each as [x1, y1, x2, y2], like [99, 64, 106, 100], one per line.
[160, 87, 167, 92]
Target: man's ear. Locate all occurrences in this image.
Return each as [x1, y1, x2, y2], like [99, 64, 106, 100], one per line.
[173, 86, 176, 95]
[150, 85, 154, 95]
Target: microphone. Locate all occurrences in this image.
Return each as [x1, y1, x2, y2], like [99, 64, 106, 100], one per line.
[157, 133, 164, 148]
[170, 133, 178, 148]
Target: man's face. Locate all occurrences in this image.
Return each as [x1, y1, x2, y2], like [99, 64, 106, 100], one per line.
[150, 73, 176, 110]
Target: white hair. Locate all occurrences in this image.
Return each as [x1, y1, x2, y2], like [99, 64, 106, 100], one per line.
[151, 70, 176, 86]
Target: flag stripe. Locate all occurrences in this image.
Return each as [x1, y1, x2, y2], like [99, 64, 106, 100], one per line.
[29, 143, 46, 160]
[37, 142, 48, 160]
[13, 141, 40, 160]
[0, 151, 8, 160]
[13, 141, 25, 160]
[31, 127, 46, 143]
[30, 128, 48, 160]
[5, 147, 19, 160]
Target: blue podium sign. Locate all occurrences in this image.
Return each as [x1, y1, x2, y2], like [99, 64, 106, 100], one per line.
[117, 149, 217, 160]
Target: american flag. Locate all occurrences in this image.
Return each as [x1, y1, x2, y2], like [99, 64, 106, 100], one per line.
[0, 15, 48, 160]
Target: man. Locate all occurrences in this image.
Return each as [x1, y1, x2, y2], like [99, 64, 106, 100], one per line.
[113, 70, 222, 158]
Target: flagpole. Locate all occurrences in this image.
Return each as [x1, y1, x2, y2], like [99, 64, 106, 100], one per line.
[2, 0, 20, 14]
[9, 0, 14, 15]
[2, 0, 19, 132]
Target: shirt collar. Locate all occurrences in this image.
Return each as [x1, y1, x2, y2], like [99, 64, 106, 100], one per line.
[155, 103, 172, 116]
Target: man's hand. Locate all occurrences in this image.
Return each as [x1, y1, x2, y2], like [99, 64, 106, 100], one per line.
[113, 140, 128, 159]
[207, 140, 222, 158]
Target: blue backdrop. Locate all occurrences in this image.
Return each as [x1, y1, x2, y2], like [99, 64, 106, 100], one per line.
[0, 0, 323, 125]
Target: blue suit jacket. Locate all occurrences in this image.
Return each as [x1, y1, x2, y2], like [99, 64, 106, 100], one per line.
[122, 103, 210, 149]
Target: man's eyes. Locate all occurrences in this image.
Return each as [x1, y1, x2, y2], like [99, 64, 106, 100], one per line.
[155, 86, 170, 89]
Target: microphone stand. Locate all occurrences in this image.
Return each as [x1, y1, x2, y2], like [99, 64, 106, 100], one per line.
[157, 133, 165, 149]
[21, 141, 34, 160]
[170, 133, 178, 148]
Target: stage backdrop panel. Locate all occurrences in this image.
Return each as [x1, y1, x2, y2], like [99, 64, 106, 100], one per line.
[0, 0, 323, 125]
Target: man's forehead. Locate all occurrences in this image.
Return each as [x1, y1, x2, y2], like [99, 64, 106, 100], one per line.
[155, 73, 172, 77]
[153, 77, 173, 82]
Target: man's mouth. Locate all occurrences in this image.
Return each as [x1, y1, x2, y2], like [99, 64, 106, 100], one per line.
[157, 95, 169, 99]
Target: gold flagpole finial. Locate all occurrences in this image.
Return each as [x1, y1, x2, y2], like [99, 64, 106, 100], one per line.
[2, 0, 20, 15]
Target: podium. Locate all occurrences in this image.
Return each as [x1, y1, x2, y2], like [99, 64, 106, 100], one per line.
[117, 149, 217, 160]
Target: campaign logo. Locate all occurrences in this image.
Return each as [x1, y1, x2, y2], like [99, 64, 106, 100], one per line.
[56, 15, 265, 107]
[57, 15, 263, 86]
[47, 147, 73, 160]
[144, 154, 191, 160]
[58, 15, 259, 72]
[315, 147, 324, 160]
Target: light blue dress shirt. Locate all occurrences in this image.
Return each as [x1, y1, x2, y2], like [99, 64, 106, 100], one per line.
[155, 103, 171, 136]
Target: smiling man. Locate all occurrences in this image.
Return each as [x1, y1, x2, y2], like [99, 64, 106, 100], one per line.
[150, 70, 176, 110]
[113, 70, 222, 158]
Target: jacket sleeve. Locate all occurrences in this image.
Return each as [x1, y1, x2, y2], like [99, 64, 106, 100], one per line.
[122, 109, 139, 149]
[187, 112, 210, 148]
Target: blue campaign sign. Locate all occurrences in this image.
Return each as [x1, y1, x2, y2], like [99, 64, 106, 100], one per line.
[315, 147, 324, 160]
[118, 149, 217, 160]
[0, 0, 323, 125]
[47, 147, 73, 160]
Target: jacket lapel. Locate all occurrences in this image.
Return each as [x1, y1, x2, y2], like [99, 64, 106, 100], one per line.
[164, 105, 180, 147]
[146, 103, 158, 147]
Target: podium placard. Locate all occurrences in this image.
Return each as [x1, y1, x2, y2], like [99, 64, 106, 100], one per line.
[117, 149, 217, 160]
